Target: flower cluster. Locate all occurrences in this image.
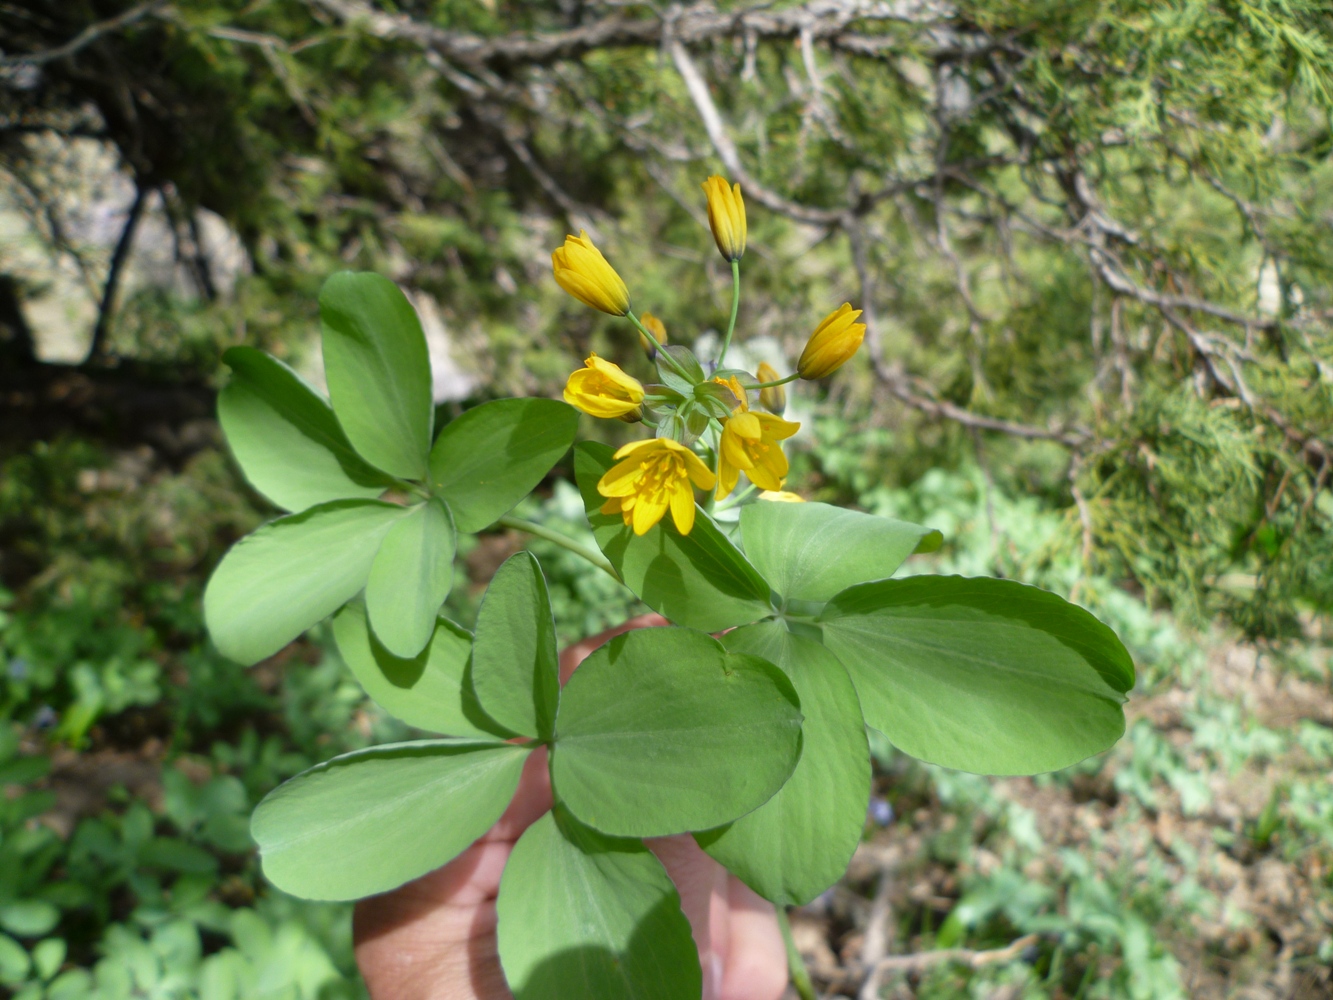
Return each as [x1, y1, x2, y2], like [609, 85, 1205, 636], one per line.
[553, 176, 866, 536]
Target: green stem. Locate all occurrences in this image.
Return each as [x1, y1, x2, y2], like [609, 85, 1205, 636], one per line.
[627, 311, 692, 381]
[712, 483, 756, 512]
[743, 371, 801, 391]
[717, 259, 741, 367]
[776, 907, 817, 1000]
[496, 515, 622, 584]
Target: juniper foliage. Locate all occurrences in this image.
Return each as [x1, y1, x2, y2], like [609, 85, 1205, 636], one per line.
[2, 0, 1330, 637]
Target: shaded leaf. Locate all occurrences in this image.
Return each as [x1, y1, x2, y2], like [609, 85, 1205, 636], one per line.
[333, 603, 506, 739]
[497, 808, 701, 1000]
[551, 626, 802, 837]
[218, 346, 392, 512]
[365, 499, 456, 659]
[700, 622, 870, 906]
[741, 500, 941, 604]
[430, 398, 579, 533]
[819, 576, 1132, 775]
[472, 552, 559, 741]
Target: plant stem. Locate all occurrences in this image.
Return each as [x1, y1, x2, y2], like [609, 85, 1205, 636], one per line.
[776, 907, 817, 1000]
[743, 371, 801, 391]
[712, 483, 756, 511]
[496, 515, 622, 584]
[627, 310, 692, 381]
[717, 259, 741, 367]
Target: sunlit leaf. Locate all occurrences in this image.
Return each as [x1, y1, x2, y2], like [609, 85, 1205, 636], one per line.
[204, 500, 408, 665]
[252, 739, 529, 900]
[820, 576, 1132, 774]
[320, 272, 433, 479]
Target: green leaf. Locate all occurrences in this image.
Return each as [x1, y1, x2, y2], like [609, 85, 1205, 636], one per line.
[429, 398, 579, 533]
[819, 576, 1133, 775]
[365, 499, 456, 659]
[140, 838, 220, 874]
[497, 808, 700, 1000]
[656, 345, 705, 398]
[251, 739, 529, 900]
[699, 622, 870, 906]
[551, 626, 802, 837]
[32, 939, 64, 981]
[333, 603, 505, 739]
[0, 933, 29, 986]
[472, 552, 559, 741]
[320, 272, 433, 479]
[205, 500, 409, 666]
[574, 443, 773, 632]
[0, 901, 59, 938]
[741, 500, 941, 604]
[217, 346, 393, 512]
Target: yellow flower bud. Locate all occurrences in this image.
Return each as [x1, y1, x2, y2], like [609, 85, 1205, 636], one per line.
[756, 362, 786, 414]
[563, 353, 645, 419]
[639, 312, 668, 359]
[759, 490, 805, 502]
[551, 230, 630, 316]
[797, 303, 866, 379]
[701, 176, 746, 262]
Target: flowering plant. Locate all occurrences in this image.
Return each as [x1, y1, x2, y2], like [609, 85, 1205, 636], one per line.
[203, 177, 1132, 1000]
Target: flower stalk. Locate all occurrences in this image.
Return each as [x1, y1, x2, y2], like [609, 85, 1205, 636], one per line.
[496, 514, 622, 584]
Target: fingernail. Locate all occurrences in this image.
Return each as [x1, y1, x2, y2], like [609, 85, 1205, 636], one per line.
[703, 953, 723, 1000]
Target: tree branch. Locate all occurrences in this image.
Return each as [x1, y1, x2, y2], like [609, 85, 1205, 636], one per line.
[667, 37, 844, 225]
[88, 183, 147, 362]
[0, 0, 168, 67]
[306, 0, 948, 69]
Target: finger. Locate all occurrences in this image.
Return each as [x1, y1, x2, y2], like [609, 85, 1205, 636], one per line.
[558, 612, 669, 683]
[646, 834, 730, 1000]
[353, 841, 512, 1000]
[483, 746, 552, 843]
[719, 877, 787, 1000]
[354, 748, 551, 1000]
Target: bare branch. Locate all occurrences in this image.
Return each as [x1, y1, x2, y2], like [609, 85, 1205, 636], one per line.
[88, 183, 148, 362]
[306, 0, 949, 69]
[1, 0, 167, 67]
[667, 38, 845, 225]
[858, 934, 1039, 995]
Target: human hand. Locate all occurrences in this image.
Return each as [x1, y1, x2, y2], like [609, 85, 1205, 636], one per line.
[353, 614, 789, 1000]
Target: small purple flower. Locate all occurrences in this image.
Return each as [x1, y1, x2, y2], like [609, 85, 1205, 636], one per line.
[868, 796, 894, 826]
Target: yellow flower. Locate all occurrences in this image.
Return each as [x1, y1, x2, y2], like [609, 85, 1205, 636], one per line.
[759, 490, 805, 502]
[797, 303, 866, 379]
[756, 362, 786, 414]
[702, 176, 746, 262]
[564, 353, 645, 420]
[718, 409, 800, 499]
[551, 230, 630, 315]
[639, 312, 668, 358]
[598, 438, 717, 536]
[712, 374, 749, 410]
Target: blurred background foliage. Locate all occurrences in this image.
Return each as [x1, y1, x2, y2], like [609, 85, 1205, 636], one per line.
[0, 0, 1330, 997]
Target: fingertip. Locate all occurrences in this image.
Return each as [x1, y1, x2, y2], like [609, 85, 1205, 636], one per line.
[719, 878, 787, 1000]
